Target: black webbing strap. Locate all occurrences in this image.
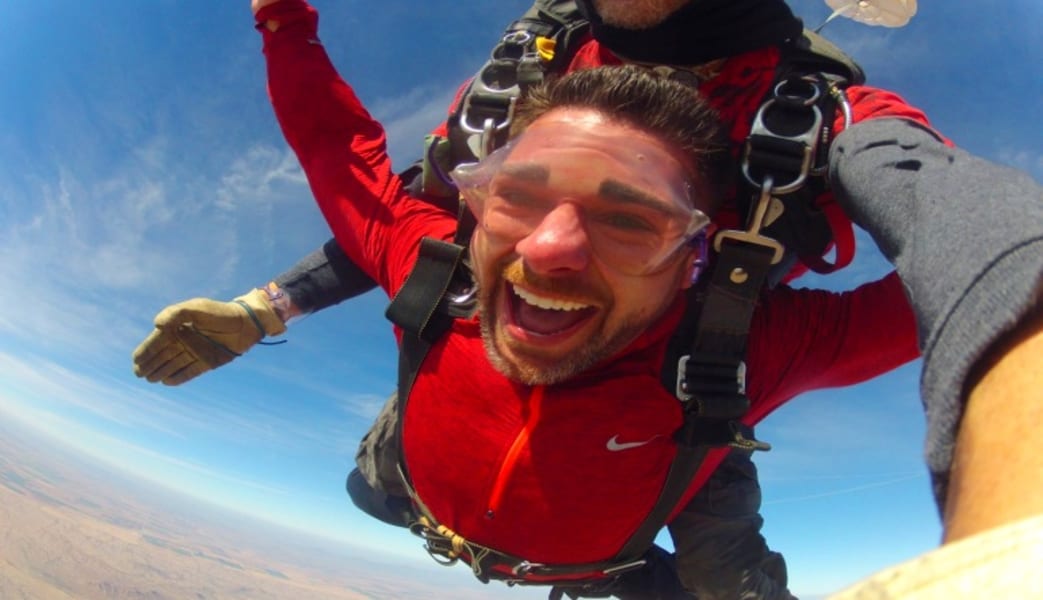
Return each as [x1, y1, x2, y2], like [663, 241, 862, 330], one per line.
[788, 29, 865, 86]
[387, 238, 472, 556]
[613, 443, 711, 561]
[525, 0, 590, 71]
[385, 237, 468, 345]
[610, 35, 861, 570]
[685, 241, 778, 378]
[619, 240, 776, 564]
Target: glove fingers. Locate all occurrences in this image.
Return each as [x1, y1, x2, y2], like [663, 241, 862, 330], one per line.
[144, 347, 198, 384]
[132, 328, 175, 374]
[133, 330, 188, 380]
[175, 324, 240, 369]
[163, 361, 209, 386]
[137, 297, 256, 385]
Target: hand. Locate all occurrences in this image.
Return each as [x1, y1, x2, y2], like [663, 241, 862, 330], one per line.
[132, 289, 286, 386]
[943, 302, 1043, 542]
[252, 0, 281, 15]
[251, 0, 285, 32]
[251, 0, 282, 16]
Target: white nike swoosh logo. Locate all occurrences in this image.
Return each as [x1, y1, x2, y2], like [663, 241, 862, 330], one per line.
[606, 434, 659, 452]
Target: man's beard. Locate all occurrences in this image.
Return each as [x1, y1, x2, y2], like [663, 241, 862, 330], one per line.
[477, 260, 656, 386]
[592, 0, 691, 29]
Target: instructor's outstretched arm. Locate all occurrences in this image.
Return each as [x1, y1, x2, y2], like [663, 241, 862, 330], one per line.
[829, 116, 1043, 539]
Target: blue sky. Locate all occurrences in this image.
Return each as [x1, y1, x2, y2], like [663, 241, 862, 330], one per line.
[0, 1, 1039, 597]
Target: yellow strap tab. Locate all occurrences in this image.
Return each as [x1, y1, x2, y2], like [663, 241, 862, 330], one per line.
[536, 36, 556, 62]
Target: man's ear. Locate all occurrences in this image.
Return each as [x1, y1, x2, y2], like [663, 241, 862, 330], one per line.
[679, 232, 710, 290]
[680, 249, 699, 290]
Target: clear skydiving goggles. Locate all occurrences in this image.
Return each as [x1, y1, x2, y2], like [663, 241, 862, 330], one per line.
[449, 128, 711, 277]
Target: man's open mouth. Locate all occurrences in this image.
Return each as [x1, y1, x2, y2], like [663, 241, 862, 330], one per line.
[507, 282, 598, 337]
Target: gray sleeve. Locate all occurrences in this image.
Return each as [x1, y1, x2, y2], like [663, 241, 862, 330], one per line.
[272, 238, 378, 315]
[828, 117, 1043, 505]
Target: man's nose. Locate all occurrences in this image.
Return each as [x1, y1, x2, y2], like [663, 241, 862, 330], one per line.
[514, 202, 592, 274]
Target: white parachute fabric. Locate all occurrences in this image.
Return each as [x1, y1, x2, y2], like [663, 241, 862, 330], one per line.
[822, 0, 917, 28]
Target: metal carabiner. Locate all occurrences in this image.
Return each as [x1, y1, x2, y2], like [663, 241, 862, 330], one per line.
[741, 102, 822, 194]
[773, 76, 822, 108]
[741, 75, 828, 195]
[511, 560, 546, 576]
[828, 82, 853, 131]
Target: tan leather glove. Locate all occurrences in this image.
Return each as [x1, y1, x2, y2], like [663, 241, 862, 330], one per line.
[132, 288, 287, 386]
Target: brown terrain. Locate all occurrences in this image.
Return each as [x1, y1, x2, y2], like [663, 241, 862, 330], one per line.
[0, 418, 511, 600]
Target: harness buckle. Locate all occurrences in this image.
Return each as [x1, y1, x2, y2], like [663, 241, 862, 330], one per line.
[713, 177, 786, 265]
[409, 521, 462, 566]
[742, 75, 824, 195]
[458, 91, 517, 139]
[501, 30, 533, 49]
[458, 29, 538, 144]
[675, 355, 747, 407]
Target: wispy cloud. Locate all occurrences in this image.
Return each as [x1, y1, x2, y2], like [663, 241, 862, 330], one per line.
[996, 148, 1043, 183]
[0, 343, 365, 461]
[0, 128, 329, 355]
[371, 83, 461, 168]
[0, 350, 192, 438]
[765, 472, 925, 505]
[0, 400, 294, 499]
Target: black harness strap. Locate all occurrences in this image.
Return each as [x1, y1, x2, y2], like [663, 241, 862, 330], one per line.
[387, 239, 470, 476]
[385, 237, 469, 345]
[614, 444, 711, 561]
[626, 30, 865, 571]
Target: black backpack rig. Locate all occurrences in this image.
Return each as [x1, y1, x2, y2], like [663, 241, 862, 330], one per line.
[383, 0, 864, 592]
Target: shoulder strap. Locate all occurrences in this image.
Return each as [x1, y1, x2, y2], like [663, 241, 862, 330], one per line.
[627, 28, 866, 564]
[445, 1, 590, 167]
[786, 29, 865, 85]
[739, 28, 863, 280]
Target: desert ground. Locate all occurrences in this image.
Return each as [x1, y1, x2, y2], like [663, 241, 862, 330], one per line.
[0, 419, 509, 599]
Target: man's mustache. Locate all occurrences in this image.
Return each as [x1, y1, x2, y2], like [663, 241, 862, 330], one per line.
[500, 260, 606, 306]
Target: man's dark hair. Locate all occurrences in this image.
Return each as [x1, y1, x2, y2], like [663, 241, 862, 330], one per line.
[511, 64, 731, 213]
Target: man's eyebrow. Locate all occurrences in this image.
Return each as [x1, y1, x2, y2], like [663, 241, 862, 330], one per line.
[498, 162, 550, 183]
[598, 179, 676, 214]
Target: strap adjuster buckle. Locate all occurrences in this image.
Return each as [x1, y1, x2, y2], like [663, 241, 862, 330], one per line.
[675, 354, 747, 406]
[727, 421, 771, 452]
[714, 176, 786, 265]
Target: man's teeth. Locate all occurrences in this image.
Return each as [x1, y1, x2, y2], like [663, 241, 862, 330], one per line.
[513, 286, 590, 311]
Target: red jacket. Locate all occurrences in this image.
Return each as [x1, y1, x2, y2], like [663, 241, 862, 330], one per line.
[258, 0, 919, 570]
